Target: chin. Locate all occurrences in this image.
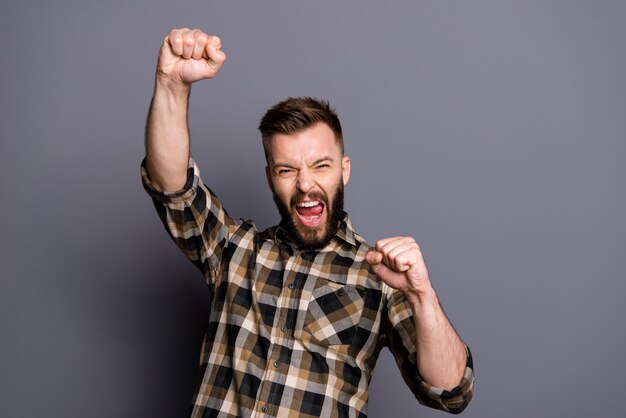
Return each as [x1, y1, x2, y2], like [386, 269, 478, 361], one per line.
[292, 224, 329, 250]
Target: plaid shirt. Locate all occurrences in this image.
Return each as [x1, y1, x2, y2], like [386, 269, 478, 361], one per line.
[141, 158, 474, 417]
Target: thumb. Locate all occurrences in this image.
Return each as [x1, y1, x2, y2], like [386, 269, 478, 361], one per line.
[365, 250, 383, 267]
[157, 37, 178, 72]
[365, 251, 392, 278]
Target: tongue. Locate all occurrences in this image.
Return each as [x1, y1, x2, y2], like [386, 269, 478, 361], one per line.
[296, 204, 323, 217]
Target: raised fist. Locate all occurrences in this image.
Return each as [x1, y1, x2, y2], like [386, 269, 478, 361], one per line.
[365, 236, 433, 298]
[156, 28, 226, 85]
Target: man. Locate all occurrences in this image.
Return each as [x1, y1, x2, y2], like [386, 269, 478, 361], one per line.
[142, 28, 474, 417]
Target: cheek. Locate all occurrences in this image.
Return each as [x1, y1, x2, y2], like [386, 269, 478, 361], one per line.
[272, 182, 294, 204]
[324, 173, 344, 192]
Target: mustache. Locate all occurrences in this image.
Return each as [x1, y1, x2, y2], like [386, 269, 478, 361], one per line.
[289, 191, 328, 207]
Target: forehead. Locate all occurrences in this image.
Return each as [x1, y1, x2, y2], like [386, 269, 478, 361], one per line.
[267, 123, 342, 165]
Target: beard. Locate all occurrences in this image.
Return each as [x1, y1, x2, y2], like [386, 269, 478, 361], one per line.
[273, 181, 345, 251]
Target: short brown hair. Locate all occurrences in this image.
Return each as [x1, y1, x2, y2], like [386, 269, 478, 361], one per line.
[258, 97, 343, 162]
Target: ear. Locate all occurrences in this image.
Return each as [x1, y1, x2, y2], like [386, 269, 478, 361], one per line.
[265, 165, 275, 192]
[341, 156, 351, 185]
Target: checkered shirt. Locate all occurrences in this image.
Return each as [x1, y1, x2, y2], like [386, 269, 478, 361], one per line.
[141, 158, 474, 417]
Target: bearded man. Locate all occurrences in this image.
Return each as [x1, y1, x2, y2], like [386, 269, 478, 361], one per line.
[142, 28, 474, 417]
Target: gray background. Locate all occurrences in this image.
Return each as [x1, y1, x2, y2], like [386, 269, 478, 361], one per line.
[1, 1, 625, 417]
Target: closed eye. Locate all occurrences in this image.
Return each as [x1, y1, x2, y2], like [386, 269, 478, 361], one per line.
[314, 162, 332, 171]
[276, 167, 296, 177]
[311, 157, 334, 170]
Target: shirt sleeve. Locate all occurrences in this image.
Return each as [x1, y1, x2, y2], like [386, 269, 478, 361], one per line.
[140, 157, 241, 284]
[382, 286, 474, 414]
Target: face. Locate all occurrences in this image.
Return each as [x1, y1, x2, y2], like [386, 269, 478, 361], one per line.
[265, 123, 351, 250]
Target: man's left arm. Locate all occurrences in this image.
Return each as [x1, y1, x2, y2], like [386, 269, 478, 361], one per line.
[366, 237, 472, 400]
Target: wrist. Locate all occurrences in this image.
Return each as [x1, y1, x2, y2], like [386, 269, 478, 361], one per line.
[404, 285, 439, 311]
[154, 73, 191, 97]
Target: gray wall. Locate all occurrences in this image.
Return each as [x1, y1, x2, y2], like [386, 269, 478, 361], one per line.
[1, 1, 625, 417]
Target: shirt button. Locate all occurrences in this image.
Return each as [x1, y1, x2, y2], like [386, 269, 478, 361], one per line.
[274, 360, 280, 368]
[281, 325, 287, 332]
[288, 283, 294, 290]
[261, 405, 268, 413]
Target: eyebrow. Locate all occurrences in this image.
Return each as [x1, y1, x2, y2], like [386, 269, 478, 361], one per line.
[311, 157, 334, 166]
[272, 156, 334, 168]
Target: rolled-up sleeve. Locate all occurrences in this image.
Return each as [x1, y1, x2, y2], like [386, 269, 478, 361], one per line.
[141, 157, 241, 284]
[383, 287, 474, 414]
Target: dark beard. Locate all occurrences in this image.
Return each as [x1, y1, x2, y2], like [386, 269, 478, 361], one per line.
[273, 182, 344, 251]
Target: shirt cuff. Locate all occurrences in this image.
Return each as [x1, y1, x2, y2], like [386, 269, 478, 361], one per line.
[140, 157, 199, 203]
[418, 345, 474, 414]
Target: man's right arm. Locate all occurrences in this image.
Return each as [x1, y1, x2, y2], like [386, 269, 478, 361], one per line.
[142, 29, 233, 282]
[145, 28, 226, 192]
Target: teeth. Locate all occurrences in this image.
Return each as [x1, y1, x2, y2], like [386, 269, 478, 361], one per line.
[297, 201, 320, 208]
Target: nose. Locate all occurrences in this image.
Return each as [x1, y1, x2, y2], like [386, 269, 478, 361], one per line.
[296, 170, 314, 193]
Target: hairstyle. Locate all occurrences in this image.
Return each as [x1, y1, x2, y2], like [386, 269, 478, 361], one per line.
[258, 97, 344, 162]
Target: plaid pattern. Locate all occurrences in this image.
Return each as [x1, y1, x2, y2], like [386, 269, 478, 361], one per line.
[142, 158, 474, 417]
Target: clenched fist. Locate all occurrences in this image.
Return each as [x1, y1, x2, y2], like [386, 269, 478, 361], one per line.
[365, 236, 433, 299]
[156, 28, 226, 85]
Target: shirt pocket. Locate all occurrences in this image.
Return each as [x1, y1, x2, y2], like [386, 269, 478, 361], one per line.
[302, 280, 365, 347]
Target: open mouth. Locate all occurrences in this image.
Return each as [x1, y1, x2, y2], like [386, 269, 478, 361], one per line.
[294, 200, 325, 227]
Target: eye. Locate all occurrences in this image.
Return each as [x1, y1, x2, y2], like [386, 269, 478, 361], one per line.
[276, 168, 296, 177]
[316, 163, 331, 170]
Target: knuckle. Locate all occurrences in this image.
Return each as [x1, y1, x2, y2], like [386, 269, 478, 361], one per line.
[167, 29, 182, 41]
